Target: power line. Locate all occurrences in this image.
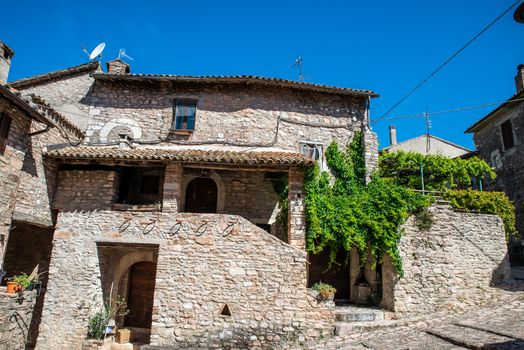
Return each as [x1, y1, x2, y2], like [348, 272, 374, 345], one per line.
[372, 0, 523, 124]
[378, 97, 524, 122]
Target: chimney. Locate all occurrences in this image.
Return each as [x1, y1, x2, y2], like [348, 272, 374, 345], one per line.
[389, 125, 397, 146]
[0, 41, 15, 84]
[106, 59, 130, 75]
[515, 65, 524, 94]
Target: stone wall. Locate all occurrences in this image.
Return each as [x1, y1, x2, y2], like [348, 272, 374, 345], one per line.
[382, 205, 511, 317]
[85, 80, 368, 152]
[12, 121, 65, 228]
[15, 73, 95, 131]
[35, 211, 335, 349]
[53, 170, 119, 211]
[0, 95, 31, 260]
[0, 289, 37, 350]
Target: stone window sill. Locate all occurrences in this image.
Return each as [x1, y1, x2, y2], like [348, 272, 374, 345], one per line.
[170, 129, 194, 135]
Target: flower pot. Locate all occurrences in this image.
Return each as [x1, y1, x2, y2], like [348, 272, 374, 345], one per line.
[6, 282, 20, 294]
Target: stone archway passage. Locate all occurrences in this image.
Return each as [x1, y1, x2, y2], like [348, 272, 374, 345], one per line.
[124, 261, 157, 329]
[185, 177, 218, 213]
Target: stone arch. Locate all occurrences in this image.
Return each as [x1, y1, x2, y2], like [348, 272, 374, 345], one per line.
[99, 118, 143, 143]
[111, 250, 156, 301]
[181, 170, 225, 213]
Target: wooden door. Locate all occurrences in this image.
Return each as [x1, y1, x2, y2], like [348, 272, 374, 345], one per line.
[308, 249, 350, 301]
[125, 261, 157, 329]
[185, 177, 218, 213]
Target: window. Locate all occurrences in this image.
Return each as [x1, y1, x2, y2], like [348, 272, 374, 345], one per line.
[501, 119, 515, 150]
[300, 142, 324, 169]
[0, 113, 12, 154]
[172, 99, 197, 131]
[140, 175, 160, 194]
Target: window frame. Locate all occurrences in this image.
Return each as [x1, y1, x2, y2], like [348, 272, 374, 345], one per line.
[172, 99, 198, 132]
[299, 141, 325, 170]
[500, 118, 516, 151]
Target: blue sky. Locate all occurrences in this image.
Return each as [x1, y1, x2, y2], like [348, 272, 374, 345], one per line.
[3, 0, 524, 149]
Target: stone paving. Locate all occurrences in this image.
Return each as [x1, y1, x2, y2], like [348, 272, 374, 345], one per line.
[314, 280, 524, 350]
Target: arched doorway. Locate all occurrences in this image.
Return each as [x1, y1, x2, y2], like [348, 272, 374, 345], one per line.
[124, 261, 157, 332]
[185, 177, 218, 213]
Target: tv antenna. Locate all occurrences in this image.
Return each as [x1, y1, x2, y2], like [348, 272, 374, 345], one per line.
[290, 56, 304, 82]
[424, 109, 432, 152]
[81, 42, 106, 61]
[118, 48, 134, 61]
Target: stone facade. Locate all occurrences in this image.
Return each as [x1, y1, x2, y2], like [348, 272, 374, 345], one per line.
[36, 211, 335, 349]
[0, 289, 37, 350]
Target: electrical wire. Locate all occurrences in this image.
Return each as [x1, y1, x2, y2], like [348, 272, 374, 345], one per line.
[378, 97, 524, 121]
[373, 0, 523, 124]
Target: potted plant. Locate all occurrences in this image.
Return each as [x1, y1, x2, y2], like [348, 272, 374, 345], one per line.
[13, 273, 32, 290]
[6, 278, 21, 294]
[310, 282, 337, 301]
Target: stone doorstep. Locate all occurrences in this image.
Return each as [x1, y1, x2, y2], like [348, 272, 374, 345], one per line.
[335, 319, 401, 337]
[334, 305, 392, 322]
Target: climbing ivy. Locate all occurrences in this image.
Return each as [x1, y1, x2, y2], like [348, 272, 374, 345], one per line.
[304, 133, 429, 275]
[379, 150, 496, 191]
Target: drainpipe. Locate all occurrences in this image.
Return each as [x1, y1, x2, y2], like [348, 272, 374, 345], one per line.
[28, 124, 52, 137]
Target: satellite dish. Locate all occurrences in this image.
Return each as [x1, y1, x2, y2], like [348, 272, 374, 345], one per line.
[89, 43, 106, 60]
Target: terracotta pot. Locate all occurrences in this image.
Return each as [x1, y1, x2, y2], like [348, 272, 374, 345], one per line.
[6, 282, 19, 294]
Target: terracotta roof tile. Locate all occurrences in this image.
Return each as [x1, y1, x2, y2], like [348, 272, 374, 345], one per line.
[91, 73, 378, 98]
[45, 146, 314, 167]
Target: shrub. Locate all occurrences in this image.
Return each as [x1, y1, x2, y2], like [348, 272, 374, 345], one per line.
[87, 310, 109, 340]
[310, 282, 337, 299]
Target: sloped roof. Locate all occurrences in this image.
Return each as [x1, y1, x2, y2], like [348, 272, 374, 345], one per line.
[45, 146, 314, 167]
[91, 73, 378, 98]
[0, 84, 50, 124]
[465, 90, 524, 133]
[382, 134, 471, 158]
[9, 61, 100, 89]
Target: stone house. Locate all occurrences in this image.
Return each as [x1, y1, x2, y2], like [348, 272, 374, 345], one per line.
[466, 64, 524, 264]
[0, 41, 512, 350]
[382, 125, 471, 158]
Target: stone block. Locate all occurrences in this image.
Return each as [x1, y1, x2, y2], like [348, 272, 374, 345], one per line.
[116, 329, 131, 344]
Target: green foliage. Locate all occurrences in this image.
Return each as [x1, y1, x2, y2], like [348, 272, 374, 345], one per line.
[13, 273, 32, 288]
[304, 133, 429, 275]
[87, 310, 109, 340]
[414, 207, 434, 231]
[265, 172, 289, 231]
[310, 282, 337, 299]
[379, 151, 496, 191]
[443, 189, 516, 238]
[87, 297, 129, 340]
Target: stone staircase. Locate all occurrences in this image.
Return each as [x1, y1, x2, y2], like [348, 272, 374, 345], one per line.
[334, 305, 395, 336]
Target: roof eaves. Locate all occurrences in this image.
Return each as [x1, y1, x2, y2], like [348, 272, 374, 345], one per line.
[465, 90, 524, 133]
[0, 84, 50, 125]
[9, 61, 100, 89]
[91, 73, 379, 98]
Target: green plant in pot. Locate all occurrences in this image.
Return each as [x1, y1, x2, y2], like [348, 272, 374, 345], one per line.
[310, 282, 337, 300]
[12, 273, 32, 289]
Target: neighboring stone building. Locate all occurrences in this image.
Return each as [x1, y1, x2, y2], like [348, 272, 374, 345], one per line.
[0, 41, 85, 349]
[466, 65, 524, 264]
[382, 125, 471, 158]
[1, 43, 511, 350]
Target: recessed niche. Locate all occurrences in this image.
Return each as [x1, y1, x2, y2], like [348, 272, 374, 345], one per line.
[220, 303, 231, 317]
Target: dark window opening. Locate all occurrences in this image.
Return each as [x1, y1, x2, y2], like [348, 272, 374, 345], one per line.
[0, 112, 12, 154]
[255, 223, 271, 233]
[118, 167, 164, 205]
[220, 304, 231, 317]
[501, 119, 515, 150]
[172, 99, 197, 131]
[140, 175, 160, 194]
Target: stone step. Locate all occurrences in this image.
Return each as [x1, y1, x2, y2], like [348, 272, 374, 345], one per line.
[426, 324, 517, 349]
[334, 306, 388, 323]
[335, 319, 399, 336]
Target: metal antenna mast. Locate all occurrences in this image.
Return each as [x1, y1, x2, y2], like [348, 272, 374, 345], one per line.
[424, 109, 432, 152]
[290, 56, 304, 82]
